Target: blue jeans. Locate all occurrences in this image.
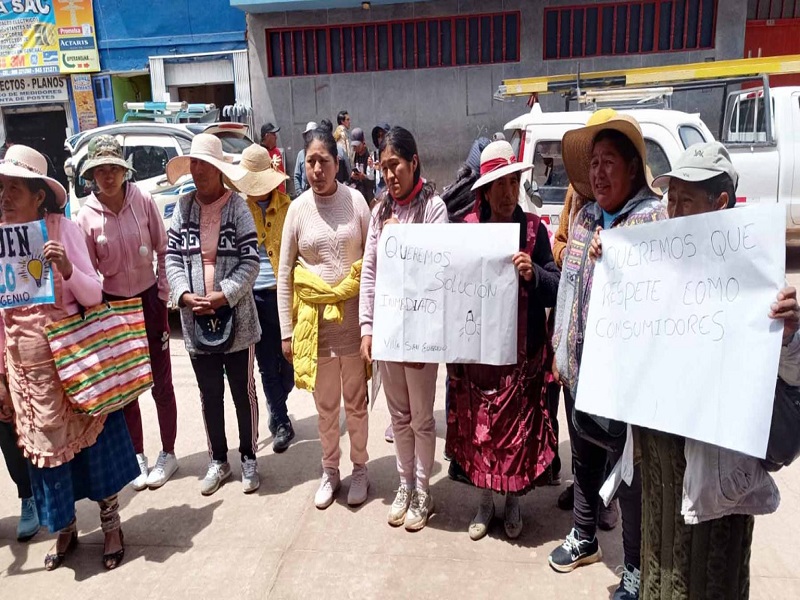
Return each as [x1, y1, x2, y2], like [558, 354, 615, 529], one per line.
[254, 288, 294, 430]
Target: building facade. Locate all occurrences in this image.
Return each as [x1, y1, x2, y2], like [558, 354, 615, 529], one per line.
[235, 0, 750, 190]
[93, 0, 250, 123]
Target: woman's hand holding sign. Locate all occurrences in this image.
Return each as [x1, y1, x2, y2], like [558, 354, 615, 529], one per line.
[43, 241, 72, 280]
[770, 287, 800, 345]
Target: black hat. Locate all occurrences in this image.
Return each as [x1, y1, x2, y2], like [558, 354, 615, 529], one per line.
[371, 123, 391, 147]
[260, 122, 280, 137]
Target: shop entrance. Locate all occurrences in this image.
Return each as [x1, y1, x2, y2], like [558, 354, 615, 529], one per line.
[176, 84, 235, 110]
[3, 108, 69, 188]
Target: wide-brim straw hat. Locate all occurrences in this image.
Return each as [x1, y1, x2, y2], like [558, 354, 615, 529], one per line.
[562, 111, 661, 200]
[79, 134, 135, 179]
[471, 140, 534, 191]
[166, 133, 246, 184]
[0, 144, 67, 208]
[225, 144, 288, 197]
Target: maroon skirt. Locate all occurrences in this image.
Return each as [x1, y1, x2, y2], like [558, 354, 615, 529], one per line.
[445, 351, 556, 495]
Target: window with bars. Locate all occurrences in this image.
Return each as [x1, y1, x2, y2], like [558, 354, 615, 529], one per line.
[544, 1, 717, 60]
[266, 12, 520, 77]
[749, 0, 800, 20]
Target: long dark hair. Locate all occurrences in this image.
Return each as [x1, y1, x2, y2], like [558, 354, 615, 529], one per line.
[374, 126, 435, 231]
[25, 178, 63, 216]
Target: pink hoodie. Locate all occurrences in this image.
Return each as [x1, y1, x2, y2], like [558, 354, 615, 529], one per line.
[76, 183, 169, 302]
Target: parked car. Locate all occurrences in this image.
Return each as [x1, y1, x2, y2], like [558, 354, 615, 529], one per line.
[505, 103, 715, 231]
[64, 122, 254, 227]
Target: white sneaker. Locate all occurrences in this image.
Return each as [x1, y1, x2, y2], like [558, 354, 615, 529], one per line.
[200, 460, 231, 496]
[314, 468, 340, 509]
[388, 484, 413, 527]
[146, 452, 179, 489]
[469, 490, 495, 541]
[405, 489, 434, 531]
[130, 453, 148, 491]
[242, 457, 260, 494]
[347, 464, 369, 506]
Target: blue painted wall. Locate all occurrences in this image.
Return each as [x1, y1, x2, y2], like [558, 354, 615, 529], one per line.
[94, 0, 247, 73]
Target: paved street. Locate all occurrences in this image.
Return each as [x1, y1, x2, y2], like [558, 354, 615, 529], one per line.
[0, 256, 799, 599]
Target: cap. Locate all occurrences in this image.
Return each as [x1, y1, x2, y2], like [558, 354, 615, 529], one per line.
[260, 122, 280, 137]
[652, 142, 738, 190]
[351, 127, 366, 148]
[303, 121, 318, 133]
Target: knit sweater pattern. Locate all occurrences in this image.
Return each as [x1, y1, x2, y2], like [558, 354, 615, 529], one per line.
[278, 183, 370, 357]
[165, 191, 261, 355]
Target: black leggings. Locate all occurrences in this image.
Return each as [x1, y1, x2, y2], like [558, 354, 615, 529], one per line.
[191, 347, 259, 462]
[0, 420, 32, 499]
[565, 389, 641, 569]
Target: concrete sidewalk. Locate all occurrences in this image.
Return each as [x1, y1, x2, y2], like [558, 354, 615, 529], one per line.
[0, 328, 798, 599]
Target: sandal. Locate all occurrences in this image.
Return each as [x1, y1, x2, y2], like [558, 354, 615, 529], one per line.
[103, 529, 125, 570]
[44, 530, 78, 571]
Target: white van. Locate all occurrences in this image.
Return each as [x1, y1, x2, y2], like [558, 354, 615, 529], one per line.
[505, 104, 715, 232]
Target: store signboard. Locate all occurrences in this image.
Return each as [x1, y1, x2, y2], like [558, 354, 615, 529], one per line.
[55, 0, 100, 74]
[0, 1, 100, 77]
[0, 75, 68, 104]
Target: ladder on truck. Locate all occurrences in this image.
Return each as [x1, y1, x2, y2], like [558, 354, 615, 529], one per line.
[496, 54, 800, 144]
[497, 55, 800, 99]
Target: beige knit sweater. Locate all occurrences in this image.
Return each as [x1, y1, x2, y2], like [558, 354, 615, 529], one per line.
[277, 183, 370, 357]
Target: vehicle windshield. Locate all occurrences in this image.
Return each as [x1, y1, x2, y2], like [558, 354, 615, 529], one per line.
[216, 132, 253, 154]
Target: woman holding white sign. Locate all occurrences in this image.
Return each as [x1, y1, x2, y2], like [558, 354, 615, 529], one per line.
[549, 112, 667, 599]
[360, 127, 448, 531]
[444, 141, 559, 541]
[588, 142, 796, 600]
[278, 128, 371, 511]
[0, 145, 137, 571]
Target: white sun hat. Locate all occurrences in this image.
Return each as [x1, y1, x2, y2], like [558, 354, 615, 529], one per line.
[0, 144, 67, 208]
[166, 133, 247, 184]
[471, 141, 534, 191]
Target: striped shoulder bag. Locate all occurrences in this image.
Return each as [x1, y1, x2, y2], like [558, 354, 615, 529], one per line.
[45, 297, 153, 416]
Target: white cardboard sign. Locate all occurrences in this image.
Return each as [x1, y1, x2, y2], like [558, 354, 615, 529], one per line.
[372, 223, 519, 365]
[575, 204, 786, 458]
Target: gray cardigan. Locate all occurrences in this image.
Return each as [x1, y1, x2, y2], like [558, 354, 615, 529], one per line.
[165, 191, 261, 355]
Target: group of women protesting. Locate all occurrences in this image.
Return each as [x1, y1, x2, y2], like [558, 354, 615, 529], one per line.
[0, 109, 796, 600]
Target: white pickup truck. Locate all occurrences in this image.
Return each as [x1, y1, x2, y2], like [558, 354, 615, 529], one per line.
[722, 85, 800, 242]
[505, 104, 715, 232]
[506, 85, 800, 244]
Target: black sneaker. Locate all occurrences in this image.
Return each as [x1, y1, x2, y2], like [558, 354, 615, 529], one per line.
[599, 498, 620, 531]
[613, 564, 640, 600]
[273, 423, 295, 454]
[548, 528, 603, 573]
[557, 483, 574, 510]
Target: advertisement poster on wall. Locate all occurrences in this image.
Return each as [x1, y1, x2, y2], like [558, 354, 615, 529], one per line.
[71, 73, 98, 131]
[0, 1, 99, 78]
